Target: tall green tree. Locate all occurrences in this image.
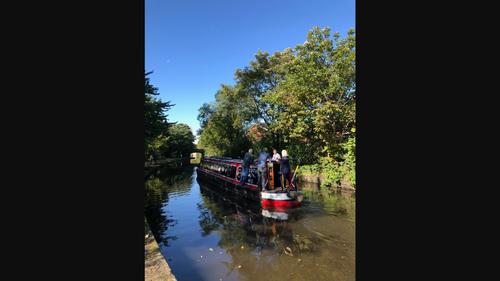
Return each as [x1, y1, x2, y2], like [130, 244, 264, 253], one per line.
[198, 85, 252, 157]
[197, 26, 355, 176]
[196, 102, 215, 136]
[162, 123, 196, 158]
[235, 50, 278, 126]
[234, 49, 294, 149]
[145, 71, 174, 159]
[145, 72, 173, 152]
[263, 27, 355, 162]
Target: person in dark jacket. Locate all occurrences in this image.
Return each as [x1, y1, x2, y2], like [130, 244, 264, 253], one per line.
[257, 147, 270, 190]
[280, 150, 291, 190]
[240, 148, 254, 185]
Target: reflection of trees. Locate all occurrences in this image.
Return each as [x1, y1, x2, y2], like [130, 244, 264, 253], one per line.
[144, 166, 195, 246]
[302, 187, 355, 218]
[145, 177, 173, 245]
[196, 180, 327, 277]
[196, 200, 221, 236]
[158, 166, 194, 195]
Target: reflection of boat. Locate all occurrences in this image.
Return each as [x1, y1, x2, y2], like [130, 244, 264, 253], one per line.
[197, 157, 303, 208]
[198, 180, 298, 257]
[198, 177, 261, 214]
[199, 180, 291, 222]
[261, 209, 288, 220]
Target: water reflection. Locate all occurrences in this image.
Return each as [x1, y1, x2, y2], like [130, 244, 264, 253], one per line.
[144, 166, 194, 246]
[196, 180, 329, 272]
[197, 182, 293, 245]
[145, 167, 355, 281]
[300, 186, 356, 218]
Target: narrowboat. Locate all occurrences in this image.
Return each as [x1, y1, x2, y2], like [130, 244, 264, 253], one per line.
[196, 156, 304, 208]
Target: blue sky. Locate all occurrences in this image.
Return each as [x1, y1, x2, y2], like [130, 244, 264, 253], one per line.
[146, 0, 355, 139]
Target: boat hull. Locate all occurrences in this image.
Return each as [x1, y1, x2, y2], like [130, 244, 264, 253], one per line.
[196, 160, 303, 209]
[196, 167, 261, 202]
[261, 199, 301, 208]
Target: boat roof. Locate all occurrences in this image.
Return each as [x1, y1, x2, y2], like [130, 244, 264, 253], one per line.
[203, 156, 243, 164]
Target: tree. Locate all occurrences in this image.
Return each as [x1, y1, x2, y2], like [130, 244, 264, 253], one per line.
[162, 123, 196, 158]
[196, 102, 215, 136]
[263, 27, 355, 162]
[197, 85, 252, 157]
[197, 26, 356, 175]
[235, 50, 278, 126]
[145, 71, 174, 158]
[234, 49, 293, 149]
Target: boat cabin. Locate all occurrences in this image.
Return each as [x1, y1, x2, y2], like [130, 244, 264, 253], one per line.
[197, 156, 302, 207]
[199, 156, 287, 189]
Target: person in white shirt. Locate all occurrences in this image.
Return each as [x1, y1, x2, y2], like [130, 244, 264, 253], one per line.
[271, 149, 281, 161]
[271, 148, 282, 188]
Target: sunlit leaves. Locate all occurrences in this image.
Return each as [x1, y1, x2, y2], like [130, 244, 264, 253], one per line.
[197, 26, 356, 178]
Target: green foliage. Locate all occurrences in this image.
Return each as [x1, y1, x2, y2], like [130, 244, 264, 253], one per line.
[298, 135, 355, 189]
[319, 156, 343, 188]
[145, 72, 197, 161]
[163, 123, 196, 158]
[146, 123, 196, 160]
[263, 27, 355, 159]
[198, 85, 252, 157]
[145, 71, 173, 158]
[196, 103, 215, 136]
[299, 164, 321, 175]
[340, 135, 356, 187]
[197, 27, 356, 187]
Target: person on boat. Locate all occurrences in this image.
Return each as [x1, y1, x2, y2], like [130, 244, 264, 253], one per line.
[271, 149, 281, 161]
[280, 150, 292, 191]
[257, 147, 271, 190]
[271, 148, 281, 187]
[240, 148, 254, 185]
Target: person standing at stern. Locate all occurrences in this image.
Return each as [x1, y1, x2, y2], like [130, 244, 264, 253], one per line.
[257, 147, 270, 190]
[271, 149, 281, 161]
[280, 150, 292, 191]
[240, 148, 254, 185]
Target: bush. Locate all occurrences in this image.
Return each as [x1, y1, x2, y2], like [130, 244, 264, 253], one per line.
[341, 136, 356, 188]
[319, 156, 343, 188]
[300, 164, 321, 175]
[299, 136, 355, 189]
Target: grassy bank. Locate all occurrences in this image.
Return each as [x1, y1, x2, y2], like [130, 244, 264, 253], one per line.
[298, 158, 355, 190]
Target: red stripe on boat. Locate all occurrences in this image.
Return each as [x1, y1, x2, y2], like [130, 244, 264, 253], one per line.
[261, 199, 301, 208]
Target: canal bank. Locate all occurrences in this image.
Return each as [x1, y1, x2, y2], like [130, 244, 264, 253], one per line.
[145, 219, 177, 281]
[298, 173, 356, 192]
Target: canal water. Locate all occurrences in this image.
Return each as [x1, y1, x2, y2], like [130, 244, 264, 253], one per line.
[145, 166, 355, 281]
